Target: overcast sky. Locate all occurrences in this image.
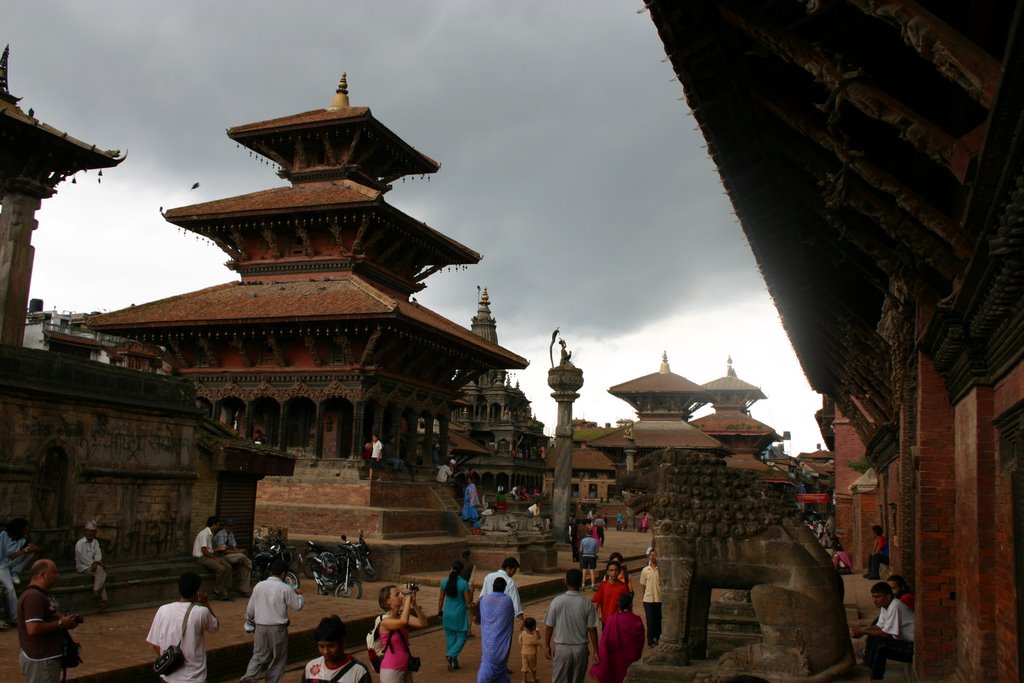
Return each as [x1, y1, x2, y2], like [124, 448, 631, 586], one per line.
[8, 1, 826, 455]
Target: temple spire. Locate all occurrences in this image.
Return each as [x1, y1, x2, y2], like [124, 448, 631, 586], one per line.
[470, 287, 498, 344]
[727, 355, 736, 377]
[660, 351, 670, 374]
[328, 72, 350, 110]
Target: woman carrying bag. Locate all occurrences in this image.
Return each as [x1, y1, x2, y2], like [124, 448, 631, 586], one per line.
[378, 583, 428, 683]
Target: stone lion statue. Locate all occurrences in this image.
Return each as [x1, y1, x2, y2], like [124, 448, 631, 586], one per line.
[622, 448, 854, 682]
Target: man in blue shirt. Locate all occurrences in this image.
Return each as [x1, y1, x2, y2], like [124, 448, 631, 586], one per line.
[578, 529, 599, 590]
[1, 518, 38, 628]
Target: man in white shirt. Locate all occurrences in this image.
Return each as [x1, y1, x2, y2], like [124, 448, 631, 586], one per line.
[480, 557, 523, 622]
[436, 460, 454, 483]
[241, 560, 305, 683]
[192, 516, 232, 601]
[638, 547, 661, 646]
[852, 581, 915, 680]
[212, 519, 252, 597]
[74, 521, 107, 607]
[369, 434, 384, 482]
[147, 572, 220, 683]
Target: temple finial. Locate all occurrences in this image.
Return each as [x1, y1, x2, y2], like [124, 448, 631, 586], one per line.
[480, 287, 490, 306]
[660, 351, 670, 374]
[0, 44, 19, 104]
[328, 72, 350, 110]
[727, 355, 736, 377]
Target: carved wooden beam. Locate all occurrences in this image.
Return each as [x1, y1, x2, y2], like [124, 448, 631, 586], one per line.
[339, 128, 362, 165]
[360, 327, 383, 366]
[756, 94, 970, 256]
[265, 335, 285, 366]
[377, 237, 405, 264]
[250, 140, 290, 169]
[304, 334, 322, 367]
[331, 333, 355, 365]
[846, 0, 1001, 109]
[720, 5, 959, 174]
[261, 224, 281, 257]
[228, 226, 251, 260]
[166, 338, 189, 368]
[413, 264, 443, 283]
[197, 335, 220, 368]
[319, 130, 338, 166]
[230, 336, 254, 367]
[295, 224, 316, 257]
[351, 214, 371, 253]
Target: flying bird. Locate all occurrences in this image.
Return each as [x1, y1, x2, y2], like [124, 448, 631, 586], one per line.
[190, 182, 200, 190]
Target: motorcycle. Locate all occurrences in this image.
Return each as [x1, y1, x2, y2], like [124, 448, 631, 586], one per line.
[251, 529, 300, 589]
[307, 541, 363, 599]
[341, 530, 378, 581]
[299, 531, 377, 582]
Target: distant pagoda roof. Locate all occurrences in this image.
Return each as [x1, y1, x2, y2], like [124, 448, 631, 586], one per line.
[587, 419, 726, 452]
[690, 411, 779, 438]
[608, 352, 709, 419]
[701, 356, 766, 412]
[88, 275, 527, 369]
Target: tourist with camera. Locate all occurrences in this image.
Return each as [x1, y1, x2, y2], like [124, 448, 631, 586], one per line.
[377, 582, 427, 682]
[17, 559, 80, 683]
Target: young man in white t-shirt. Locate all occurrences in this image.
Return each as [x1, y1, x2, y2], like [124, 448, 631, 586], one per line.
[147, 572, 220, 683]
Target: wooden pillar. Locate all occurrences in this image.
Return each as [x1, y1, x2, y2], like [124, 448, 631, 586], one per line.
[314, 400, 325, 458]
[404, 413, 418, 465]
[349, 400, 365, 459]
[277, 400, 288, 450]
[244, 400, 255, 439]
[439, 416, 450, 461]
[0, 191, 40, 346]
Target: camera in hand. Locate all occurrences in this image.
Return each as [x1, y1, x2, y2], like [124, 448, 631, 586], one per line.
[403, 582, 419, 594]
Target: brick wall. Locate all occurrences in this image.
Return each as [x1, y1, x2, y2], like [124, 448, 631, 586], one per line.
[952, 386, 997, 683]
[914, 352, 956, 679]
[832, 406, 866, 559]
[993, 363, 1023, 683]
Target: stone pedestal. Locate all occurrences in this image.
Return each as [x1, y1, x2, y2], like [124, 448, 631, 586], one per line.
[548, 361, 583, 544]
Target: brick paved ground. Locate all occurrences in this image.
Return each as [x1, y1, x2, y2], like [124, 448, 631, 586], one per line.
[0, 529, 922, 682]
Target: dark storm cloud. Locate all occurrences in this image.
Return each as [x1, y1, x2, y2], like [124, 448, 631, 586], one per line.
[6, 0, 765, 338]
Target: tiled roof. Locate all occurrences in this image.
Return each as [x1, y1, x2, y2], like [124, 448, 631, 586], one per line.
[87, 276, 527, 367]
[544, 447, 615, 471]
[1, 100, 123, 167]
[448, 431, 490, 456]
[702, 375, 766, 397]
[228, 107, 372, 135]
[690, 412, 779, 437]
[164, 181, 379, 219]
[586, 420, 725, 450]
[609, 371, 704, 394]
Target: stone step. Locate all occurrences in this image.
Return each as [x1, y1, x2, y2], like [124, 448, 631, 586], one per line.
[256, 502, 456, 539]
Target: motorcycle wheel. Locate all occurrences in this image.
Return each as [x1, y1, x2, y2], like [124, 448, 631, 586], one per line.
[334, 579, 363, 600]
[301, 557, 315, 580]
[285, 571, 300, 590]
[360, 561, 379, 582]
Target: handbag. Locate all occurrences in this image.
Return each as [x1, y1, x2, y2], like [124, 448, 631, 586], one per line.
[153, 602, 195, 676]
[62, 630, 82, 669]
[395, 628, 420, 672]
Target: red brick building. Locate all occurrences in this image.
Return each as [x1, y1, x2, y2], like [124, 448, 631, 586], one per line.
[90, 76, 527, 464]
[646, 2, 1024, 679]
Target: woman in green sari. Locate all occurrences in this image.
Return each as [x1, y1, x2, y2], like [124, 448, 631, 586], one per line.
[436, 560, 473, 670]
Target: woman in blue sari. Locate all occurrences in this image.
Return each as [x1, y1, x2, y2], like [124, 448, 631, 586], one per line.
[436, 560, 472, 671]
[463, 476, 480, 523]
[476, 577, 514, 683]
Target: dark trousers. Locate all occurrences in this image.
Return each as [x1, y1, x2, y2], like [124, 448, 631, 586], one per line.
[643, 601, 662, 646]
[866, 553, 887, 579]
[864, 635, 913, 680]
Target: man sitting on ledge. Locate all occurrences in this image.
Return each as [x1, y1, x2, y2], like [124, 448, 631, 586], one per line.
[851, 581, 914, 681]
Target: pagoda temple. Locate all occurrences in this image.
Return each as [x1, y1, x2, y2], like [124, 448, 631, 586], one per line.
[90, 75, 527, 461]
[587, 352, 727, 466]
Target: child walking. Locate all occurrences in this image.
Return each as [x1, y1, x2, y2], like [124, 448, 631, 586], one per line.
[518, 617, 542, 683]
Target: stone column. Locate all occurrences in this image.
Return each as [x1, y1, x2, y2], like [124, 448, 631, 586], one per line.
[439, 416, 450, 460]
[548, 359, 583, 544]
[0, 191, 41, 346]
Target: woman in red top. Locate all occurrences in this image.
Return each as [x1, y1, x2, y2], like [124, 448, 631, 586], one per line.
[887, 575, 914, 610]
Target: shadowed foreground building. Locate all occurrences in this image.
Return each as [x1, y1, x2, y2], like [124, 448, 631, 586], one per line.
[645, 1, 1024, 679]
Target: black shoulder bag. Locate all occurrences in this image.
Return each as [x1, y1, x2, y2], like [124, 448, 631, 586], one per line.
[153, 602, 196, 676]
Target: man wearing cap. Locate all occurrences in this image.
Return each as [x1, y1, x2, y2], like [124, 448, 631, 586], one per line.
[74, 521, 107, 607]
[213, 519, 252, 597]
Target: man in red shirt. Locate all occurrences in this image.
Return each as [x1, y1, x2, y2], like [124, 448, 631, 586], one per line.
[591, 562, 630, 627]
